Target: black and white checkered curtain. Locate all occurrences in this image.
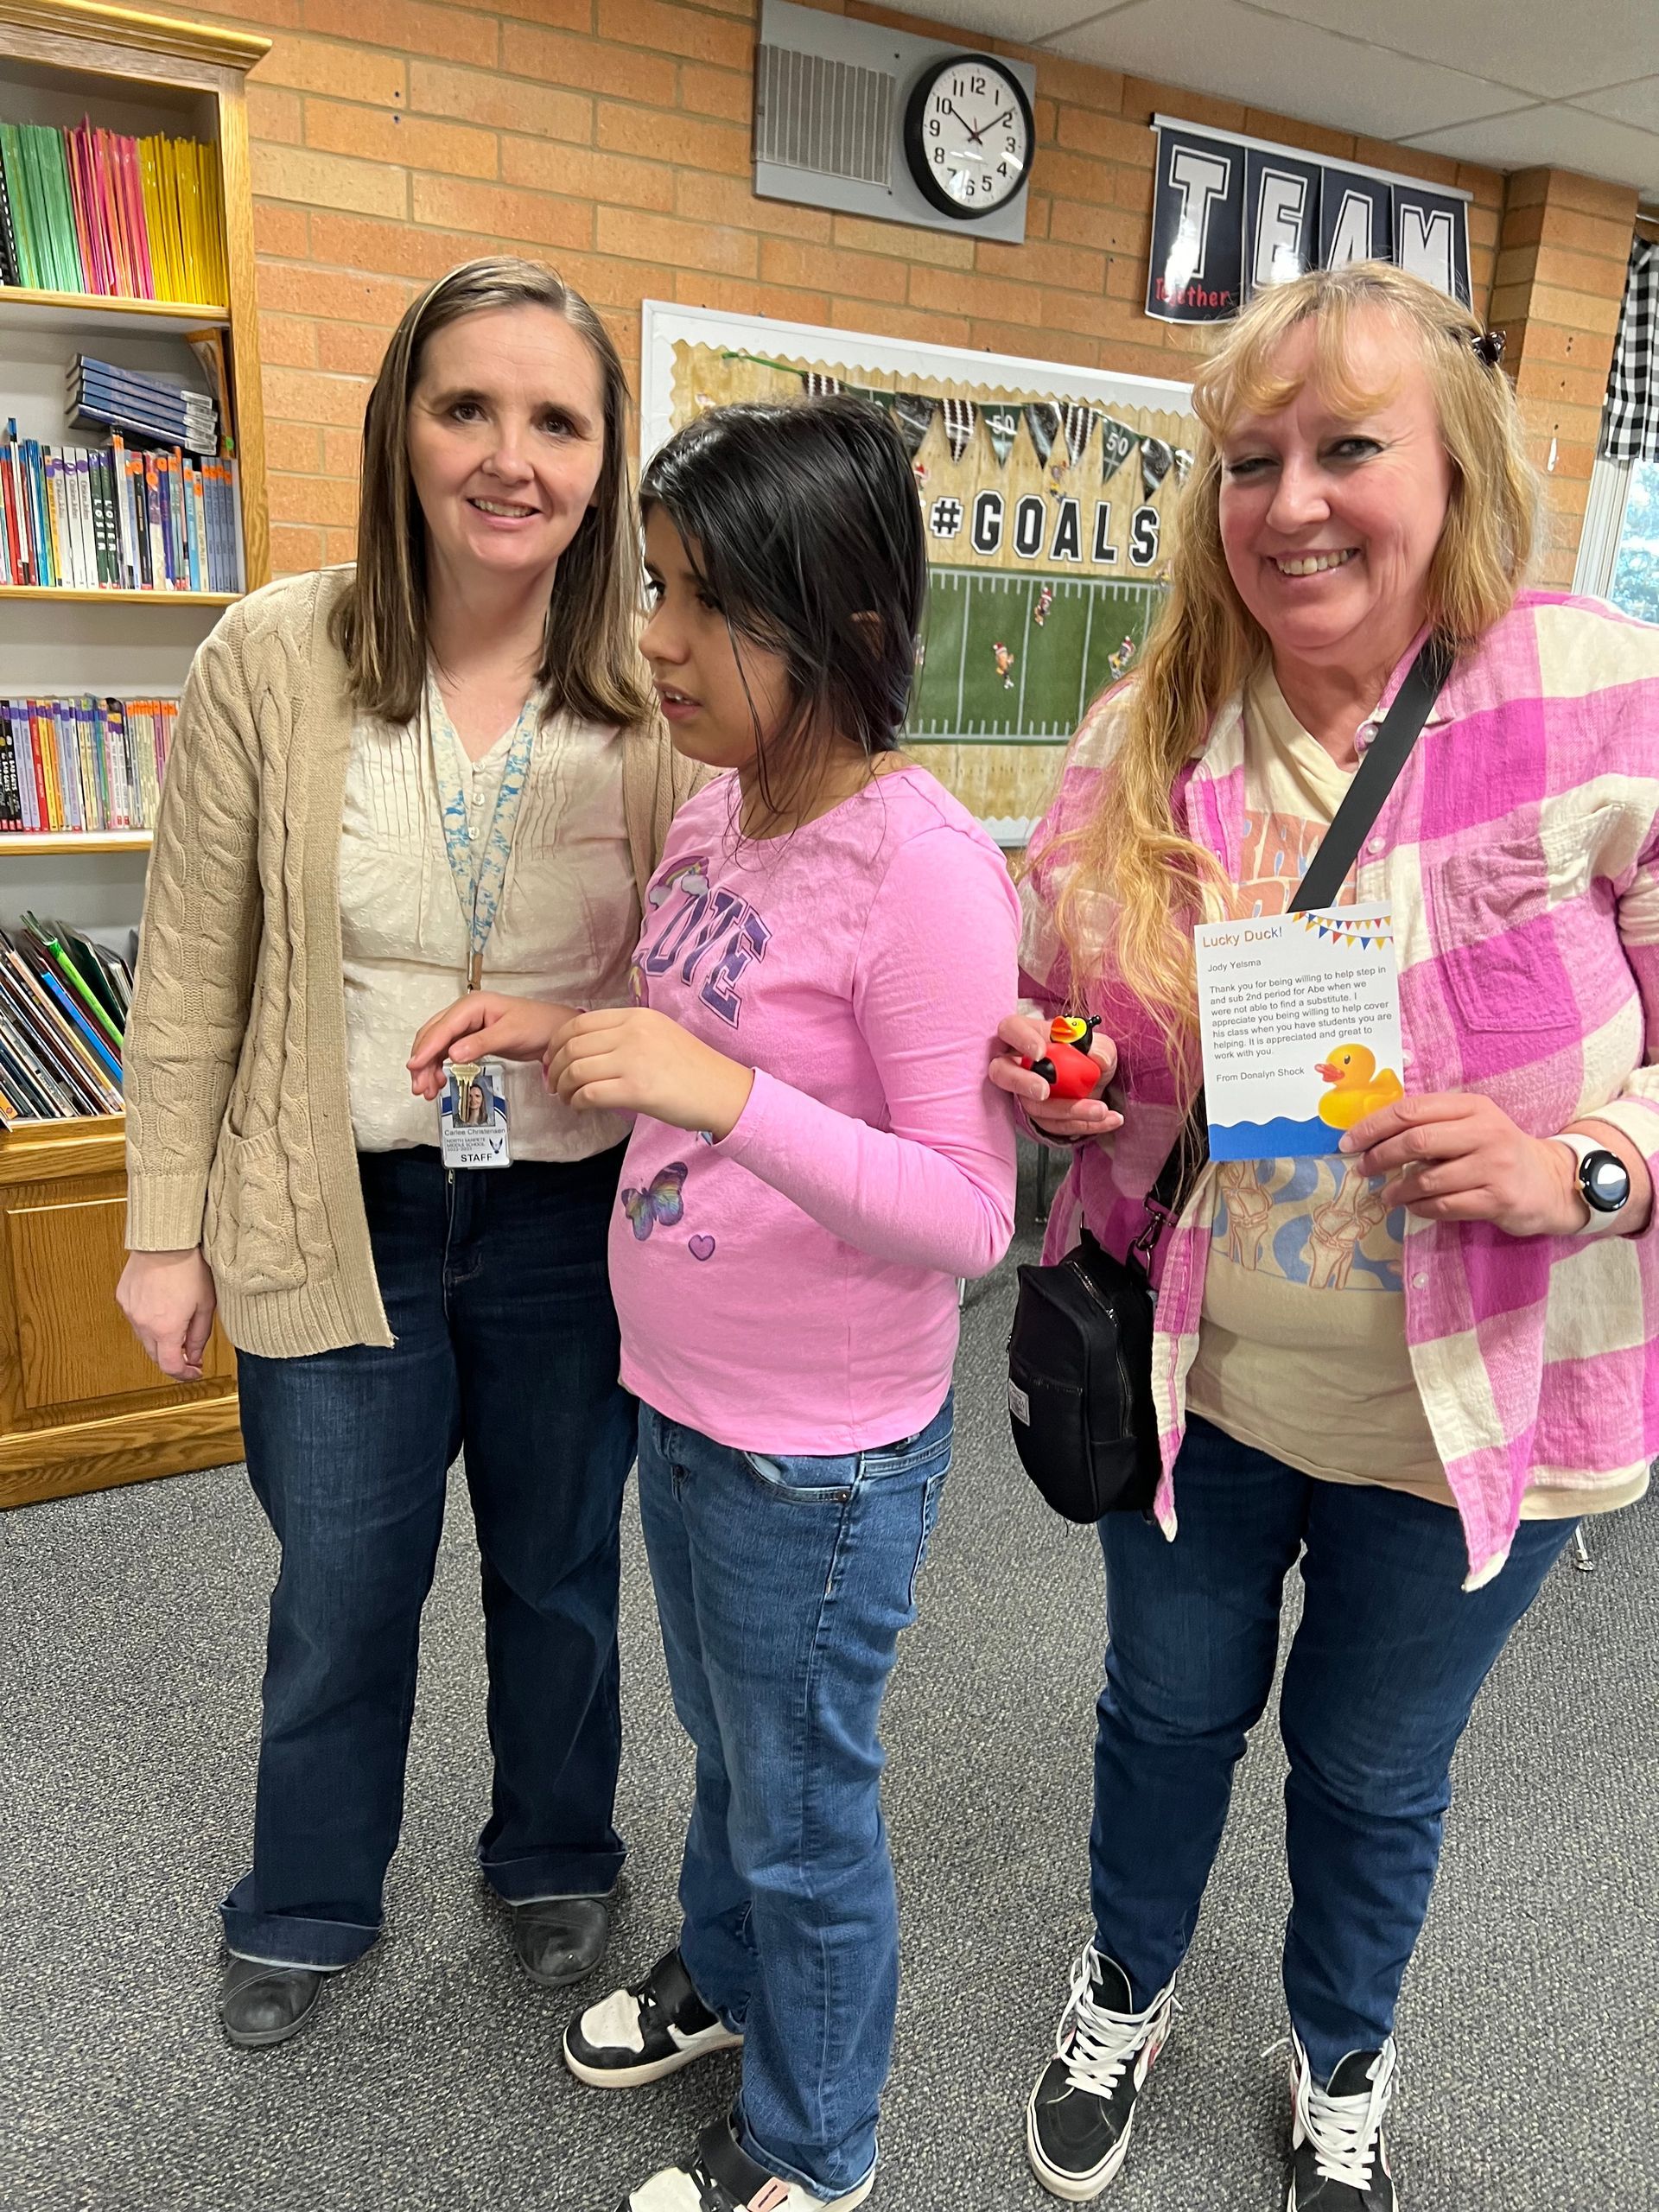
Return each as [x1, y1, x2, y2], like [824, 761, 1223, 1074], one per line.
[1599, 239, 1659, 463]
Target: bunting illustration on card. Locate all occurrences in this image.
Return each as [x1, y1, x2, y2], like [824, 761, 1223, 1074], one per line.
[649, 307, 1198, 845]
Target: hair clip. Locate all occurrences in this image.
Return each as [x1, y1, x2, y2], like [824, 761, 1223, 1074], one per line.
[1471, 329, 1505, 368]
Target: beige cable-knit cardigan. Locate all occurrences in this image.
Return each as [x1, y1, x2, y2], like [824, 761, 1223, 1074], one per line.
[124, 565, 702, 1358]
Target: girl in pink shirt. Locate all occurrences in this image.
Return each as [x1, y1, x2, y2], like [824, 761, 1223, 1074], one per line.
[414, 397, 1018, 2211]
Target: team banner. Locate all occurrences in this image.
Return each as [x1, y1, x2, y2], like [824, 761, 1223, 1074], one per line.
[1147, 117, 1471, 324]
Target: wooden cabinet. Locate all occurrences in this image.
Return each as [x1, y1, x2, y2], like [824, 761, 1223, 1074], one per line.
[0, 1120, 240, 1507]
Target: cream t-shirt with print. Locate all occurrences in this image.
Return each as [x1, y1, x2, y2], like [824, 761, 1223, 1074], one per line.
[338, 682, 638, 1162]
[1184, 668, 1624, 1518]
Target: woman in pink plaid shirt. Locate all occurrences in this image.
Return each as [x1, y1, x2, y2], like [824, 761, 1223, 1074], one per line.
[995, 264, 1658, 2212]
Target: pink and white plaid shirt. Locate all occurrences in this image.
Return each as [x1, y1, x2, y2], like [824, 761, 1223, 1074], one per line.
[1020, 592, 1659, 1586]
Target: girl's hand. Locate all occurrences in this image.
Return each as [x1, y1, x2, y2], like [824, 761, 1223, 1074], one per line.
[117, 1247, 218, 1381]
[988, 1012, 1123, 1142]
[546, 1007, 754, 1139]
[408, 992, 580, 1100]
[1342, 1092, 1596, 1236]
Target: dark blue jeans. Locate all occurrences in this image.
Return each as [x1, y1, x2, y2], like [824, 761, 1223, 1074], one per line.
[222, 1144, 637, 1970]
[1091, 1416, 1576, 2081]
[637, 1398, 952, 2199]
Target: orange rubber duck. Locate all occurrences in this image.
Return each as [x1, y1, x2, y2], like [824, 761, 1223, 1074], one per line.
[1314, 1042, 1403, 1132]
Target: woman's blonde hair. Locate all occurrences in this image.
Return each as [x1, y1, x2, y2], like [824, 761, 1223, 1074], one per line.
[1045, 260, 1542, 1073]
[331, 256, 652, 730]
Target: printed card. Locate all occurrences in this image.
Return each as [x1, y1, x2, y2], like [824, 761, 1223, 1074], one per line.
[1194, 909, 1403, 1160]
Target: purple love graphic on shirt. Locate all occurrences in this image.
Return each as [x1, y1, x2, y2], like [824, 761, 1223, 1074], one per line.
[688, 1234, 716, 1262]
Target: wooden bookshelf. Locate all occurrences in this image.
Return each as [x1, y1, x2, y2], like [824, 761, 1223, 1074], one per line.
[0, 285, 231, 333]
[0, 0, 268, 1505]
[3, 829, 151, 851]
[0, 584, 239, 601]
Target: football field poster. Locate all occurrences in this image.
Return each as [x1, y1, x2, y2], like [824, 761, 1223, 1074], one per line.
[640, 305, 1198, 845]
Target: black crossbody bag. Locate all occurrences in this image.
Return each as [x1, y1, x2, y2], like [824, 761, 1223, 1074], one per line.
[1006, 637, 1452, 1523]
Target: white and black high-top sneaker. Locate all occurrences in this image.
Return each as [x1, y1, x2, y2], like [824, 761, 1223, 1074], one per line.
[618, 2113, 874, 2212]
[564, 1948, 742, 2090]
[1026, 1948, 1174, 2201]
[1287, 2029, 1399, 2211]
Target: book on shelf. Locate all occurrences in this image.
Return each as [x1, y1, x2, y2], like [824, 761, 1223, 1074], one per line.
[0, 421, 243, 592]
[68, 354, 219, 456]
[0, 916, 130, 1124]
[0, 116, 226, 306]
[0, 696, 175, 835]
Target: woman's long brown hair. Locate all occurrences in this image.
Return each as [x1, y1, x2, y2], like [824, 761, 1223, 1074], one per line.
[331, 256, 652, 731]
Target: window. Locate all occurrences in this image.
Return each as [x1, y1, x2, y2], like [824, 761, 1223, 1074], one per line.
[1606, 458, 1659, 623]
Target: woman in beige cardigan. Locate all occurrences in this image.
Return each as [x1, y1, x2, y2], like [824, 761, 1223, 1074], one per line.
[117, 259, 700, 2050]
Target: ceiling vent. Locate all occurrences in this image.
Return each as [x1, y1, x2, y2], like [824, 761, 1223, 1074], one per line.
[753, 0, 1034, 244]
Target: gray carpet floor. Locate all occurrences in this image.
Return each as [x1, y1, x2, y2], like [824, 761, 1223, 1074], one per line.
[4, 1220, 1656, 2212]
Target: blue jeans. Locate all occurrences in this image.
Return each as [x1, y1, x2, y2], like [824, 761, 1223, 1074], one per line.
[1091, 1415, 1576, 2080]
[636, 1397, 951, 2198]
[222, 1144, 638, 1970]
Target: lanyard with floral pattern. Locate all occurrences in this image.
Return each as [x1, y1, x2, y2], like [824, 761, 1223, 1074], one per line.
[426, 671, 537, 991]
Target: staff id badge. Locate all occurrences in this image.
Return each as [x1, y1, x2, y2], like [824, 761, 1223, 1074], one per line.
[440, 1058, 512, 1168]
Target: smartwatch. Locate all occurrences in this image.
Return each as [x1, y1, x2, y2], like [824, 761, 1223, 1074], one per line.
[1550, 1132, 1632, 1234]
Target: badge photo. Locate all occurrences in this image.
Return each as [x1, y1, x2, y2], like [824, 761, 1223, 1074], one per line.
[441, 1057, 512, 1169]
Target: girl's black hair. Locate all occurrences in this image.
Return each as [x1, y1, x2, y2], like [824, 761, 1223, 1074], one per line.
[639, 394, 927, 830]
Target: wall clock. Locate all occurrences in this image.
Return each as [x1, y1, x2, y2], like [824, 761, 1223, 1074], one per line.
[903, 53, 1035, 221]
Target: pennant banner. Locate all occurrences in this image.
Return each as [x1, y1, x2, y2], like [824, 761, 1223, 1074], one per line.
[1099, 415, 1138, 480]
[982, 402, 1020, 467]
[1147, 117, 1471, 325]
[887, 391, 938, 460]
[942, 397, 977, 464]
[1139, 437, 1173, 501]
[1024, 402, 1061, 467]
[1061, 402, 1099, 469]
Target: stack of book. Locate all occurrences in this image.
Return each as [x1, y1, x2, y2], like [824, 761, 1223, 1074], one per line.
[1, 424, 244, 593]
[0, 916, 129, 1122]
[0, 118, 227, 305]
[1, 696, 176, 834]
[68, 355, 217, 456]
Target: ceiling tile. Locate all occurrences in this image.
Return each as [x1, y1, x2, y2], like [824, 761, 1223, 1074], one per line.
[1246, 0, 1659, 104]
[1401, 101, 1659, 194]
[887, 0, 1110, 43]
[1577, 75, 1659, 136]
[1044, 0, 1529, 141]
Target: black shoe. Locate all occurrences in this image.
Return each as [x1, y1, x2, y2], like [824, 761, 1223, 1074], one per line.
[508, 1891, 614, 1987]
[1287, 2031, 1399, 2210]
[615, 2112, 874, 2211]
[218, 1955, 327, 2049]
[563, 1947, 742, 2089]
[1026, 1948, 1173, 2201]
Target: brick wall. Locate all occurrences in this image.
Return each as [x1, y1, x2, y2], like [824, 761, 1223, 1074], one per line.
[194, 0, 1523, 577]
[1491, 168, 1640, 585]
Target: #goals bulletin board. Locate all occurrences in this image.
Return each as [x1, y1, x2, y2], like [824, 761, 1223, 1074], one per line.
[639, 304, 1198, 845]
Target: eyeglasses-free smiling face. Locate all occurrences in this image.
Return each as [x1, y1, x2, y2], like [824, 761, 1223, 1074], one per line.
[639, 505, 795, 774]
[404, 302, 605, 597]
[1217, 305, 1455, 681]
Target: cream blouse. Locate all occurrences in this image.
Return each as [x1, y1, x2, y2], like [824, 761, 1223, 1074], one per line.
[338, 685, 638, 1161]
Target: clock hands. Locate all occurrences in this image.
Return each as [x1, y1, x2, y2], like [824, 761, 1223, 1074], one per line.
[963, 105, 1015, 146]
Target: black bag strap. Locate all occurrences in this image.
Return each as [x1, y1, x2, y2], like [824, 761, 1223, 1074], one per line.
[1288, 632, 1454, 914]
[1134, 633, 1455, 1261]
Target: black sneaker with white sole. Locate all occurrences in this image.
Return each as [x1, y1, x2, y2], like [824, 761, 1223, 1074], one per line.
[1287, 2030, 1399, 2211]
[563, 1948, 742, 2090]
[1026, 1948, 1173, 2201]
[617, 2113, 874, 2212]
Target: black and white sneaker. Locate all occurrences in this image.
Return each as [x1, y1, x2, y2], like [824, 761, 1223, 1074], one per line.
[617, 2113, 874, 2212]
[1287, 2029, 1399, 2210]
[1026, 1948, 1173, 2201]
[564, 1948, 742, 2090]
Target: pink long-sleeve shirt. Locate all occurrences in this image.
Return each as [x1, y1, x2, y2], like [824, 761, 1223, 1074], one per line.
[609, 765, 1020, 1455]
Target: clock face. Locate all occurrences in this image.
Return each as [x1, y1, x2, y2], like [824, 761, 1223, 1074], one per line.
[904, 55, 1035, 222]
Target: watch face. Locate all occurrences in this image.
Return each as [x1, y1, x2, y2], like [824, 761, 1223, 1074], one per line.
[1582, 1149, 1631, 1212]
[905, 56, 1034, 221]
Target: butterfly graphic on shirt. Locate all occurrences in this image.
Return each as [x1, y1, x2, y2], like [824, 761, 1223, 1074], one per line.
[619, 1161, 689, 1240]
